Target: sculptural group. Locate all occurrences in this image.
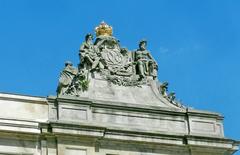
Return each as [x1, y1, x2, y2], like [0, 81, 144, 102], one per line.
[57, 22, 158, 96]
[56, 21, 184, 109]
[79, 34, 158, 83]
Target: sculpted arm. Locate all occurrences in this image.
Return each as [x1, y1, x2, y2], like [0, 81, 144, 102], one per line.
[80, 43, 86, 53]
[95, 39, 106, 50]
[147, 52, 156, 63]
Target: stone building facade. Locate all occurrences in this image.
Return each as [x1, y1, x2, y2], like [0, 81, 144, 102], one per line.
[0, 22, 238, 155]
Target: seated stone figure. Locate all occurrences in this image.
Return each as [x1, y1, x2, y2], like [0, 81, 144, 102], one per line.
[134, 40, 158, 79]
[56, 61, 78, 96]
[79, 34, 102, 70]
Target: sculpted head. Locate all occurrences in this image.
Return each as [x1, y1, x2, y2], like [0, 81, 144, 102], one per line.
[65, 61, 73, 67]
[139, 40, 147, 50]
[85, 33, 93, 42]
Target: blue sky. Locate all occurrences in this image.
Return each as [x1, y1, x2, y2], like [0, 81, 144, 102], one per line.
[0, 0, 239, 153]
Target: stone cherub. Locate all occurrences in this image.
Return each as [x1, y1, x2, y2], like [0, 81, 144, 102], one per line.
[168, 92, 176, 103]
[159, 81, 169, 98]
[167, 92, 185, 108]
[134, 40, 158, 79]
[79, 33, 103, 70]
[158, 82, 185, 108]
[66, 69, 89, 96]
[56, 61, 78, 96]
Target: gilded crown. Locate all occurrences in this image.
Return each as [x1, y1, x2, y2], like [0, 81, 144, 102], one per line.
[95, 21, 113, 36]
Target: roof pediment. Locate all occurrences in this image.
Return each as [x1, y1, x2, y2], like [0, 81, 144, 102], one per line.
[56, 22, 184, 109]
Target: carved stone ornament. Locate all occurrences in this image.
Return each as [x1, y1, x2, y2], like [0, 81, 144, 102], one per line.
[57, 22, 159, 94]
[56, 22, 185, 109]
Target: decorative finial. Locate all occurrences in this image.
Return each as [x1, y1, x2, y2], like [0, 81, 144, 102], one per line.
[95, 21, 113, 36]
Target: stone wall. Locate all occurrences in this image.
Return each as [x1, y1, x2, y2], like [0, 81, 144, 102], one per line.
[0, 93, 238, 155]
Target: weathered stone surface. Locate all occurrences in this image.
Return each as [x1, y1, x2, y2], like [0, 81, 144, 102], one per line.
[58, 76, 181, 108]
[0, 92, 238, 155]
